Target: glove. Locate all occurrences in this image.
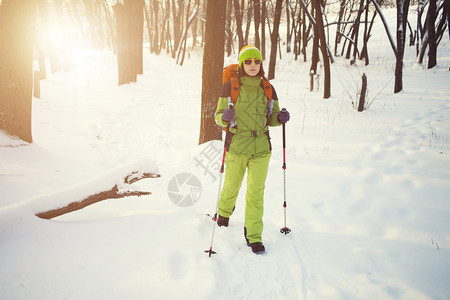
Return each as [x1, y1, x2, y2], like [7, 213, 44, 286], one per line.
[222, 108, 235, 122]
[277, 109, 290, 124]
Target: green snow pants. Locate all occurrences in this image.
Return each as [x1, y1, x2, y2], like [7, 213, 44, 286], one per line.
[218, 151, 271, 244]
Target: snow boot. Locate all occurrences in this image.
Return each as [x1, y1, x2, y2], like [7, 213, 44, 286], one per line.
[244, 227, 265, 254]
[217, 215, 229, 227]
[248, 242, 265, 254]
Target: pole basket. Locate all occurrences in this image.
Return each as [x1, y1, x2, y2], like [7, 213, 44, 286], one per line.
[204, 248, 217, 257]
[280, 227, 291, 235]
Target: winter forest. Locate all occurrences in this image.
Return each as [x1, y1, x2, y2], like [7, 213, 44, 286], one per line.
[1, 0, 450, 299]
[1, 0, 449, 143]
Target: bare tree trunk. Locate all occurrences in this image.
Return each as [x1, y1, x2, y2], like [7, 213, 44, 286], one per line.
[191, 0, 200, 48]
[351, 0, 366, 64]
[293, 3, 301, 60]
[286, 0, 291, 53]
[144, 1, 152, 52]
[310, 1, 320, 88]
[268, 0, 283, 80]
[335, 0, 346, 56]
[225, 0, 233, 56]
[199, 0, 227, 145]
[176, 0, 192, 64]
[358, 73, 367, 111]
[447, 0, 450, 40]
[361, 1, 378, 65]
[152, 0, 160, 54]
[261, 1, 266, 59]
[114, 0, 144, 85]
[234, 0, 245, 51]
[177, 2, 199, 66]
[427, 0, 437, 68]
[435, 2, 448, 45]
[244, 1, 253, 45]
[301, 8, 311, 62]
[361, 0, 370, 63]
[313, 0, 331, 98]
[394, 0, 405, 93]
[416, 1, 425, 56]
[0, 0, 36, 143]
[137, 0, 144, 75]
[115, 3, 131, 85]
[162, 0, 171, 53]
[253, 0, 261, 49]
[402, 0, 411, 46]
[171, 0, 184, 58]
[345, 24, 356, 59]
[416, 34, 429, 64]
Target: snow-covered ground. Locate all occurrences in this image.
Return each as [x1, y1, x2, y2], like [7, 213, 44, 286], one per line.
[1, 7, 450, 300]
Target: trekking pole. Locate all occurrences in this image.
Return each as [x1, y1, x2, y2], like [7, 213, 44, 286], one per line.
[280, 108, 291, 235]
[205, 103, 234, 257]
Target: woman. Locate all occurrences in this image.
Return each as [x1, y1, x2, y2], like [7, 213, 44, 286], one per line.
[214, 46, 290, 254]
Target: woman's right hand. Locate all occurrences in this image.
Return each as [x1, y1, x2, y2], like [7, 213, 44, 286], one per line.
[222, 108, 235, 122]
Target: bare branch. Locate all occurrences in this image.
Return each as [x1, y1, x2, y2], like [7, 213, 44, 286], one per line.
[36, 171, 160, 219]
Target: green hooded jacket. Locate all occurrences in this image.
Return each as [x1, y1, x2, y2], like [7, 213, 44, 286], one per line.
[215, 76, 281, 157]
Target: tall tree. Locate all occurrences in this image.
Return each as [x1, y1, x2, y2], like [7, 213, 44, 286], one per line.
[171, 0, 184, 58]
[394, 0, 410, 93]
[351, 0, 366, 64]
[285, 0, 292, 53]
[114, 0, 144, 85]
[310, 0, 319, 87]
[0, 0, 36, 143]
[199, 0, 227, 145]
[416, 0, 447, 65]
[427, 0, 437, 68]
[244, 1, 253, 45]
[301, 5, 311, 62]
[360, 0, 379, 65]
[394, 0, 404, 93]
[253, 0, 261, 49]
[225, 0, 233, 56]
[268, 0, 283, 80]
[334, 0, 346, 57]
[177, 1, 199, 65]
[152, 0, 160, 54]
[260, 1, 266, 59]
[234, 0, 245, 51]
[312, 0, 331, 98]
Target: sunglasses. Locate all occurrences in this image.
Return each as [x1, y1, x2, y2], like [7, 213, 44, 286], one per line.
[243, 59, 262, 65]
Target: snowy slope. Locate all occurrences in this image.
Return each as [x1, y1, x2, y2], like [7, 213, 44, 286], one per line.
[1, 7, 450, 300]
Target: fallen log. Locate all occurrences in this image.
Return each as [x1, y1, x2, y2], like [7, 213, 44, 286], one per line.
[36, 172, 160, 220]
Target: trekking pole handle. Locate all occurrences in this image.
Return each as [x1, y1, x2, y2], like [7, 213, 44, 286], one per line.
[226, 103, 235, 127]
[221, 103, 234, 172]
[281, 108, 286, 170]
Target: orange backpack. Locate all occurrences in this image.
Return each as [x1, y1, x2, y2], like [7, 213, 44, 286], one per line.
[222, 64, 273, 105]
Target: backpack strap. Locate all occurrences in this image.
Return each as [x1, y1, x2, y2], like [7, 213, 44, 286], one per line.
[261, 79, 272, 101]
[230, 77, 240, 105]
[227, 77, 274, 128]
[261, 79, 274, 118]
[224, 77, 240, 129]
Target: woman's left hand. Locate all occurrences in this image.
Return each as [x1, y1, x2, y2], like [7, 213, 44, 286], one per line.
[277, 110, 290, 124]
